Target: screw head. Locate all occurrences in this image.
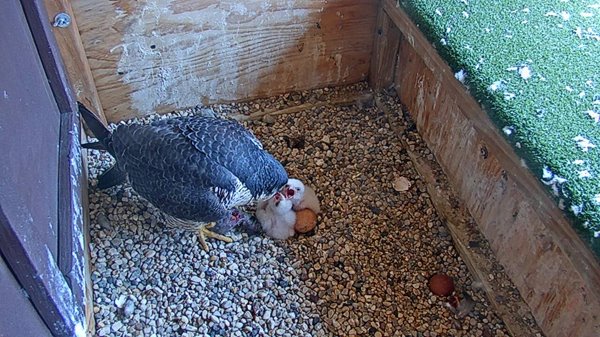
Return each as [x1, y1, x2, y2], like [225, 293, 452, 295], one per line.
[53, 12, 71, 28]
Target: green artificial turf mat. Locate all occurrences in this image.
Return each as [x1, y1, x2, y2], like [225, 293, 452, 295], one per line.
[398, 0, 600, 255]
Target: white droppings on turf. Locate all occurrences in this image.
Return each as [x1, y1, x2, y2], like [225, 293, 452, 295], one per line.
[488, 80, 505, 92]
[579, 170, 592, 178]
[585, 110, 600, 123]
[504, 92, 516, 100]
[536, 108, 547, 117]
[518, 65, 532, 80]
[506, 64, 532, 81]
[571, 203, 584, 215]
[574, 135, 597, 151]
[541, 166, 567, 197]
[455, 69, 467, 83]
[542, 165, 554, 180]
[574, 27, 600, 40]
[502, 125, 515, 135]
[573, 159, 585, 165]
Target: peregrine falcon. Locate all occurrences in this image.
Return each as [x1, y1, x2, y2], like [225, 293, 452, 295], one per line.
[79, 103, 288, 250]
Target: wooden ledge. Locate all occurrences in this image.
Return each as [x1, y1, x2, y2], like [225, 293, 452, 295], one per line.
[377, 2, 600, 337]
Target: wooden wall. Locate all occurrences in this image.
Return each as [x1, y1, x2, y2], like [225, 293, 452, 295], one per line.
[375, 1, 600, 337]
[71, 0, 377, 123]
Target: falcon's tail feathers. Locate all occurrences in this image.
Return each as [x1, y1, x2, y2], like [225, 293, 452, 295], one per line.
[82, 141, 105, 151]
[96, 164, 127, 189]
[78, 102, 114, 155]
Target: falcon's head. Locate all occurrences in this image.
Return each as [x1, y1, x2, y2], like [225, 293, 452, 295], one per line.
[213, 208, 255, 234]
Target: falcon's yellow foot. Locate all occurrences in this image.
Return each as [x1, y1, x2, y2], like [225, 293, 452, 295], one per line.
[197, 222, 233, 252]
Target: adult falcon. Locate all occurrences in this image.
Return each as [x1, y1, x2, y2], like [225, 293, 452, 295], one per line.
[79, 103, 288, 251]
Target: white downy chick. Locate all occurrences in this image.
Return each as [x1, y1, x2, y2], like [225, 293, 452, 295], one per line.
[256, 192, 296, 240]
[283, 178, 321, 214]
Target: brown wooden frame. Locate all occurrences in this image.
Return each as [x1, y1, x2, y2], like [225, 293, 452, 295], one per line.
[0, 0, 90, 335]
[371, 2, 600, 337]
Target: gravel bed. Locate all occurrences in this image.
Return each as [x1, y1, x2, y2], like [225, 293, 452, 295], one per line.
[87, 83, 521, 336]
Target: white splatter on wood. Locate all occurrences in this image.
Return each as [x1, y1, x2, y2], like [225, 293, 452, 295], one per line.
[42, 245, 85, 335]
[73, 0, 377, 122]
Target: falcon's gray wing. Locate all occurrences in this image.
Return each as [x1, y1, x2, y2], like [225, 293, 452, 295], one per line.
[111, 120, 243, 222]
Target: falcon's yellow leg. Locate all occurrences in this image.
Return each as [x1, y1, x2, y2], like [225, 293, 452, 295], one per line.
[197, 222, 233, 251]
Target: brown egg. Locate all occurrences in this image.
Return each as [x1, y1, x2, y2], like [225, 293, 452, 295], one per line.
[428, 273, 455, 297]
[294, 209, 317, 233]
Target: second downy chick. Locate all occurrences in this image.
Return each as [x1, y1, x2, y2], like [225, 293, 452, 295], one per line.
[283, 178, 321, 214]
[256, 192, 296, 240]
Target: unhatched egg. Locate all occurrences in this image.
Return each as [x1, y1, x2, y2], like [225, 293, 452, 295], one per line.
[294, 208, 317, 233]
[428, 273, 455, 297]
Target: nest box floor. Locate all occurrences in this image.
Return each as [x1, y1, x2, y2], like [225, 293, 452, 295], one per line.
[86, 83, 543, 337]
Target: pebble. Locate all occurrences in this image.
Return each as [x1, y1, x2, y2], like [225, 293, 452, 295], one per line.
[86, 83, 541, 337]
[111, 321, 123, 332]
[122, 299, 135, 317]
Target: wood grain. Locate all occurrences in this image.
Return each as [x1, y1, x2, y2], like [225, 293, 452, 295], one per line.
[377, 95, 543, 337]
[43, 0, 107, 124]
[384, 2, 600, 337]
[369, 6, 401, 90]
[71, 0, 377, 123]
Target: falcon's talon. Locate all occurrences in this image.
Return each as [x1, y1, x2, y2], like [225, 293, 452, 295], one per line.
[197, 222, 234, 252]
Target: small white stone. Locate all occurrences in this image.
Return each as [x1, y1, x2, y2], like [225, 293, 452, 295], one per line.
[111, 321, 123, 332]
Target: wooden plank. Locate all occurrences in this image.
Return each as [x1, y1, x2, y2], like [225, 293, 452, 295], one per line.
[57, 109, 91, 335]
[384, 2, 600, 337]
[71, 0, 378, 123]
[2, 0, 60, 279]
[376, 95, 543, 337]
[369, 5, 401, 90]
[0, 256, 52, 337]
[42, 0, 108, 124]
[0, 1, 85, 335]
[80, 130, 97, 336]
[21, 0, 77, 113]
